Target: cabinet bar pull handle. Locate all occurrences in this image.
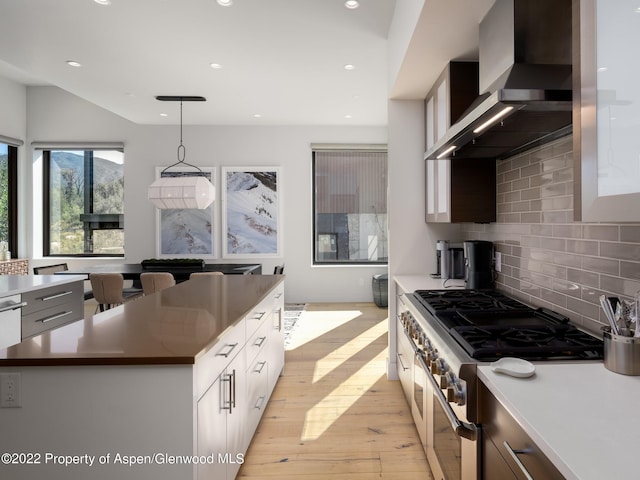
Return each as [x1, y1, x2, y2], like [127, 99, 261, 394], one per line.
[41, 290, 73, 301]
[254, 395, 266, 410]
[255, 361, 267, 374]
[503, 441, 534, 480]
[216, 342, 239, 358]
[397, 353, 409, 371]
[0, 301, 27, 313]
[222, 372, 233, 414]
[252, 311, 266, 320]
[230, 369, 236, 411]
[254, 336, 267, 348]
[39, 311, 73, 323]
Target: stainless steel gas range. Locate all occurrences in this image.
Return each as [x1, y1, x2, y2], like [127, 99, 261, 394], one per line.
[397, 289, 604, 480]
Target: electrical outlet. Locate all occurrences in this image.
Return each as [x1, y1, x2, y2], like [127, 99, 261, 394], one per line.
[1, 373, 22, 408]
[494, 252, 502, 273]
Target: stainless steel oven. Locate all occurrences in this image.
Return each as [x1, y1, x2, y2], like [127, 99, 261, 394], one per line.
[400, 307, 479, 480]
[422, 350, 478, 480]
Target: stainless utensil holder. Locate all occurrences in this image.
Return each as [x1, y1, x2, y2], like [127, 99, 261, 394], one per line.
[603, 327, 640, 375]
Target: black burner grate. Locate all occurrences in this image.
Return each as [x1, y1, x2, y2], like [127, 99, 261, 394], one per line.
[414, 289, 531, 315]
[450, 324, 604, 360]
[413, 289, 604, 361]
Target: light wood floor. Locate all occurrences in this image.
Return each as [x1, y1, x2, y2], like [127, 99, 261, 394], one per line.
[238, 302, 433, 480]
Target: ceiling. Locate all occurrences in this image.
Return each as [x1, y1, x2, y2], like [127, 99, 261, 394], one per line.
[0, 0, 493, 127]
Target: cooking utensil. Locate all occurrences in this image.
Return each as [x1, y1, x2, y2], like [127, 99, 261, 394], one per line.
[600, 295, 619, 335]
[617, 299, 634, 337]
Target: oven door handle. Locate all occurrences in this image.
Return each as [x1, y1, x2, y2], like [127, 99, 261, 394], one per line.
[419, 355, 477, 442]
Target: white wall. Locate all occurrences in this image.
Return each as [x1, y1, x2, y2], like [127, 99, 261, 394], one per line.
[9, 84, 388, 303]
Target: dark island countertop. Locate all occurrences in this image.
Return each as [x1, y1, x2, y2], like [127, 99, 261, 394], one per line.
[0, 274, 283, 367]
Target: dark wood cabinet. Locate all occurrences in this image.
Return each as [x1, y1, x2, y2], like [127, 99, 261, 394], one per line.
[479, 381, 565, 480]
[425, 157, 496, 223]
[423, 61, 495, 223]
[424, 62, 479, 152]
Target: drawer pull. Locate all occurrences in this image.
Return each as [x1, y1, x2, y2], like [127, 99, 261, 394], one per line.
[254, 361, 267, 374]
[274, 292, 283, 299]
[254, 395, 266, 410]
[0, 301, 27, 313]
[216, 342, 239, 358]
[41, 290, 74, 302]
[254, 336, 267, 348]
[39, 311, 73, 324]
[252, 311, 266, 321]
[503, 441, 534, 480]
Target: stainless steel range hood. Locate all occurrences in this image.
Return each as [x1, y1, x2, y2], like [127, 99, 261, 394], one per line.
[425, 0, 573, 160]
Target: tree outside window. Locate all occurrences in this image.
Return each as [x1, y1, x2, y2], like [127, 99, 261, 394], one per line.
[44, 149, 125, 256]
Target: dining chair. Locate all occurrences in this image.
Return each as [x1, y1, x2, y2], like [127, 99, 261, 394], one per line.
[189, 271, 224, 279]
[90, 273, 142, 312]
[140, 272, 176, 295]
[34, 263, 94, 301]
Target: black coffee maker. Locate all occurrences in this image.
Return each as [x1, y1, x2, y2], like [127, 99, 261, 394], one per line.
[463, 240, 494, 289]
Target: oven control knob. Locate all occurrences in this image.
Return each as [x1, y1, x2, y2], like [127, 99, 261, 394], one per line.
[447, 382, 466, 406]
[426, 350, 437, 364]
[430, 358, 444, 375]
[440, 371, 454, 389]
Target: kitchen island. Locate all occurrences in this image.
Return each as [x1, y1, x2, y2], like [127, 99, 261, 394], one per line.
[0, 274, 285, 480]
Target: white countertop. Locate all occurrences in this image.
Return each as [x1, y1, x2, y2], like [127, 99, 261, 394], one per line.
[394, 274, 466, 293]
[0, 275, 86, 297]
[478, 362, 640, 480]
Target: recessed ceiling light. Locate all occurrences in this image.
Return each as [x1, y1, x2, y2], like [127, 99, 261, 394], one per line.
[253, 114, 262, 118]
[345, 1, 359, 9]
[210, 63, 222, 69]
[94, 0, 111, 5]
[344, 64, 355, 71]
[344, 114, 352, 119]
[160, 113, 168, 117]
[217, 0, 233, 6]
[66, 60, 82, 67]
[597, 67, 608, 72]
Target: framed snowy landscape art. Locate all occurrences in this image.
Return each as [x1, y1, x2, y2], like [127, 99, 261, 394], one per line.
[155, 166, 217, 258]
[222, 166, 281, 258]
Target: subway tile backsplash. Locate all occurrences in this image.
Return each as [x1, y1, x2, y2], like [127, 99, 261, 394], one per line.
[461, 135, 640, 335]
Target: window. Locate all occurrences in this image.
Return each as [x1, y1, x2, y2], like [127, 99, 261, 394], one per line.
[312, 147, 388, 265]
[0, 141, 18, 257]
[43, 149, 125, 256]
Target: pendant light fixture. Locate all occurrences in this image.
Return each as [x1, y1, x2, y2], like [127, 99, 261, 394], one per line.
[147, 96, 215, 209]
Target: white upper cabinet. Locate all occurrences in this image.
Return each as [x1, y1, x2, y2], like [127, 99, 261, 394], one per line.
[575, 0, 640, 221]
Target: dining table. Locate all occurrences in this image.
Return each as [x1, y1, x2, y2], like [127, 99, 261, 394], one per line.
[56, 262, 262, 285]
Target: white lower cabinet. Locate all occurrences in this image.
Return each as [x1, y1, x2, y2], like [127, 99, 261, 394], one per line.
[197, 348, 246, 480]
[196, 281, 284, 480]
[267, 286, 285, 388]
